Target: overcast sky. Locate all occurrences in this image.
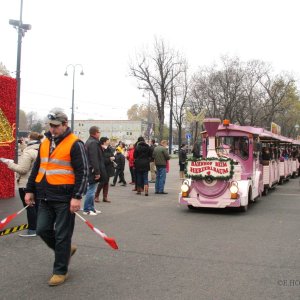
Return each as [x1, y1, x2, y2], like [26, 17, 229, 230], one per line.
[1, 0, 299, 121]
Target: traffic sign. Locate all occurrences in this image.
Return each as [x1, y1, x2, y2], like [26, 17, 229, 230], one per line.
[186, 133, 191, 139]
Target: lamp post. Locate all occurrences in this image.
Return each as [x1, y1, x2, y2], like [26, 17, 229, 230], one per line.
[64, 64, 84, 132]
[9, 0, 31, 163]
[168, 73, 174, 155]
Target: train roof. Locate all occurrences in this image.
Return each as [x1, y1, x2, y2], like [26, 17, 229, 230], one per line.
[202, 122, 300, 145]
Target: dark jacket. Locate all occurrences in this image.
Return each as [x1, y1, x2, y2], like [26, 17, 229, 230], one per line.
[26, 128, 88, 202]
[115, 152, 125, 171]
[192, 143, 201, 158]
[149, 144, 156, 162]
[134, 141, 151, 172]
[102, 145, 115, 178]
[179, 148, 187, 165]
[85, 136, 107, 184]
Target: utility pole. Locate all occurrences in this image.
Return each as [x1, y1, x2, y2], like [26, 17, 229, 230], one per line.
[168, 72, 173, 154]
[9, 0, 31, 163]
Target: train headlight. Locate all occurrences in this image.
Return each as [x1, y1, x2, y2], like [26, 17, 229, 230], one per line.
[181, 180, 190, 197]
[230, 181, 239, 199]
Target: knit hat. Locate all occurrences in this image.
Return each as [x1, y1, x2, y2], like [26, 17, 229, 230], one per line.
[116, 146, 122, 152]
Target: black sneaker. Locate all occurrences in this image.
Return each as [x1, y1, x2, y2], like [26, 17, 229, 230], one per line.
[159, 192, 168, 194]
[110, 184, 116, 186]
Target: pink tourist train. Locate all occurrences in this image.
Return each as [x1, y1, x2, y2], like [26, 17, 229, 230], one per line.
[179, 118, 300, 212]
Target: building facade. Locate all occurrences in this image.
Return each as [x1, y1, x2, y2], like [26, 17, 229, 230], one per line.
[74, 120, 149, 145]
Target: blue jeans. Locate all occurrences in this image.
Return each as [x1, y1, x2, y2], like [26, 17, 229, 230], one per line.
[136, 171, 149, 188]
[83, 182, 97, 212]
[155, 167, 166, 193]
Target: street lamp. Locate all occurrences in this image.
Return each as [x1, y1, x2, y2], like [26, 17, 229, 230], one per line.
[64, 64, 84, 132]
[9, 0, 31, 163]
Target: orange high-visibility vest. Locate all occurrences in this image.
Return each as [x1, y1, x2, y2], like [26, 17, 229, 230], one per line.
[35, 133, 79, 185]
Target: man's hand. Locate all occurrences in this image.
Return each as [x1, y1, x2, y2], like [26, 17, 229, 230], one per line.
[95, 174, 100, 181]
[25, 193, 35, 206]
[70, 198, 81, 213]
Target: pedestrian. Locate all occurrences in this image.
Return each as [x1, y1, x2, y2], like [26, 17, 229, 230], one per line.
[134, 136, 151, 196]
[25, 111, 88, 286]
[126, 143, 135, 185]
[179, 144, 188, 179]
[0, 131, 43, 237]
[152, 140, 170, 194]
[94, 137, 115, 203]
[111, 146, 126, 186]
[149, 139, 157, 183]
[83, 126, 106, 215]
[192, 142, 201, 158]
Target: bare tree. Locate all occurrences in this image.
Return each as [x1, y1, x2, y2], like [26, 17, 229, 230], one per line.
[129, 38, 184, 140]
[172, 63, 190, 147]
[259, 73, 296, 128]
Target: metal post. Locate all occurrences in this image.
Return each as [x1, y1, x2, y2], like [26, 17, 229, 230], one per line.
[14, 0, 24, 163]
[147, 92, 150, 141]
[168, 74, 173, 154]
[71, 68, 75, 132]
[64, 64, 84, 132]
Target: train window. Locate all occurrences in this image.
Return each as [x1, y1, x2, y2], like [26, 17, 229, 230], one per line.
[216, 136, 249, 160]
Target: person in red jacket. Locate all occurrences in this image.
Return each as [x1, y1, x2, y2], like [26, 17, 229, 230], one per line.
[126, 143, 135, 184]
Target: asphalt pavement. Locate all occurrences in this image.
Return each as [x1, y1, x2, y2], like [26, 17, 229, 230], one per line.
[1, 158, 300, 300]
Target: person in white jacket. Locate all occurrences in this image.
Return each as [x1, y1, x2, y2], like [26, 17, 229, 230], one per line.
[0, 132, 43, 237]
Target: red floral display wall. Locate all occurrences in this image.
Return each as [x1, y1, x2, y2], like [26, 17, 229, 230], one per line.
[0, 75, 17, 199]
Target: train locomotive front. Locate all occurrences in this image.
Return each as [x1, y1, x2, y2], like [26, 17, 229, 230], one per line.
[179, 118, 263, 212]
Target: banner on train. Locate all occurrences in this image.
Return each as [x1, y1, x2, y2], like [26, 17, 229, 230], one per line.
[185, 158, 234, 180]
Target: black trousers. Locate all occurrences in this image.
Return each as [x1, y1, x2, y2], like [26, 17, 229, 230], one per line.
[19, 188, 39, 230]
[36, 200, 75, 275]
[113, 169, 126, 184]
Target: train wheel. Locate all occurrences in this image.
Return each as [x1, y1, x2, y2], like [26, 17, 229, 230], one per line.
[262, 187, 268, 196]
[188, 205, 196, 210]
[240, 204, 248, 212]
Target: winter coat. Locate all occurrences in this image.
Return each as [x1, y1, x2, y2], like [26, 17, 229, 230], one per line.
[7, 141, 40, 188]
[85, 136, 107, 184]
[134, 141, 151, 172]
[127, 148, 135, 168]
[153, 145, 170, 167]
[115, 152, 125, 171]
[179, 148, 187, 165]
[102, 145, 115, 178]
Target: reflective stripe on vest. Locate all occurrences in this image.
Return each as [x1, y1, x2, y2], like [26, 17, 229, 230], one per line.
[35, 133, 79, 185]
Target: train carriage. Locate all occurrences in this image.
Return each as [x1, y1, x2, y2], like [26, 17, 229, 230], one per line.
[179, 118, 299, 212]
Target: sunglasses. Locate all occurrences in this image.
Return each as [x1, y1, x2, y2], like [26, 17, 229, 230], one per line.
[48, 113, 56, 120]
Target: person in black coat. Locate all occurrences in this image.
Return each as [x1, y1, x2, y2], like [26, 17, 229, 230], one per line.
[83, 126, 107, 215]
[95, 137, 115, 203]
[134, 136, 151, 196]
[111, 146, 126, 186]
[179, 144, 187, 179]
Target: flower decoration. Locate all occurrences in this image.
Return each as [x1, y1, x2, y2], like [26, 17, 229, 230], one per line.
[0, 75, 17, 198]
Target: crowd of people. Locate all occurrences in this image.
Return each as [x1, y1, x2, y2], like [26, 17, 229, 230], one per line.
[0, 110, 191, 287]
